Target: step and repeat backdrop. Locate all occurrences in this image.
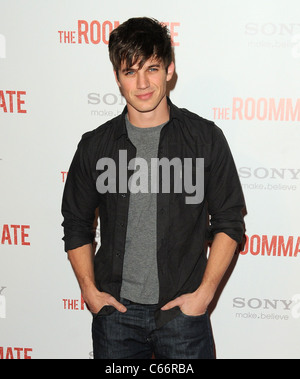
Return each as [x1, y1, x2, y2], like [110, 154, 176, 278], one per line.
[1, 0, 299, 359]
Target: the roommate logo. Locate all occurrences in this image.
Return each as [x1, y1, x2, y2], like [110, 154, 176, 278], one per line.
[96, 150, 204, 205]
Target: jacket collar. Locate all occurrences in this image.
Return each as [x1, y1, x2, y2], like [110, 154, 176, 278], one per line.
[114, 97, 182, 140]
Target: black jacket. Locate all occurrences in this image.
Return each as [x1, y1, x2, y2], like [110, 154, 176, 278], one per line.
[61, 98, 245, 328]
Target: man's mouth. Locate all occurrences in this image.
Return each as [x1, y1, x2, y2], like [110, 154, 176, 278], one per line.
[136, 92, 154, 101]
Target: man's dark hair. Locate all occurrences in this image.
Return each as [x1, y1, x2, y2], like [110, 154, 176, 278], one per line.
[109, 17, 173, 74]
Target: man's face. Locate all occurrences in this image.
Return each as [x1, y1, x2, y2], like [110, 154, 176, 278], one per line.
[115, 57, 175, 115]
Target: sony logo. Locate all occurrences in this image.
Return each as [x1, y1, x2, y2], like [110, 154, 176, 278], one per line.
[238, 167, 300, 180]
[233, 297, 293, 311]
[87, 92, 125, 106]
[245, 23, 300, 36]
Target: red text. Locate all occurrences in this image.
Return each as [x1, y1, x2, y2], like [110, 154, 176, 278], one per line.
[1, 224, 30, 246]
[61, 171, 68, 183]
[78, 20, 120, 44]
[241, 234, 300, 257]
[62, 294, 86, 311]
[0, 347, 32, 359]
[0, 90, 27, 113]
[58, 20, 180, 46]
[213, 98, 300, 121]
[232, 97, 300, 121]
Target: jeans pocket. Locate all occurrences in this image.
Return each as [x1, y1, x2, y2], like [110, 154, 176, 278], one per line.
[92, 305, 115, 318]
[179, 309, 207, 319]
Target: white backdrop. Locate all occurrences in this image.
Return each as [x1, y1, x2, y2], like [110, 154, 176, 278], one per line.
[1, 0, 299, 359]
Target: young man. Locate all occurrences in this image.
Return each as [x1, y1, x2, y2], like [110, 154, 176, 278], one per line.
[61, 17, 245, 359]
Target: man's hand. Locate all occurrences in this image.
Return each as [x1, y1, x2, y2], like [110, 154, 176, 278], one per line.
[67, 244, 127, 315]
[161, 287, 213, 316]
[83, 287, 127, 315]
[161, 233, 238, 317]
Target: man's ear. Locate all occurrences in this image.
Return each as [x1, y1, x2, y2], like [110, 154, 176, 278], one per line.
[166, 61, 175, 82]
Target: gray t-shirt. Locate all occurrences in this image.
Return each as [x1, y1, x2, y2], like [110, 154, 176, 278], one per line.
[120, 115, 166, 304]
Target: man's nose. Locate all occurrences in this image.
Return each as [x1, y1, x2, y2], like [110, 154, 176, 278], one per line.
[137, 72, 150, 89]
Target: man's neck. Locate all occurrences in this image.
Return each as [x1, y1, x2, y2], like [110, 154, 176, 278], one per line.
[127, 96, 170, 128]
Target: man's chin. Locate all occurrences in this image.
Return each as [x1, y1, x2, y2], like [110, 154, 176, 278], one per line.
[129, 95, 165, 114]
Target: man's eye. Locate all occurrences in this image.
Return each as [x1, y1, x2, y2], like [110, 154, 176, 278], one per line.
[125, 71, 135, 76]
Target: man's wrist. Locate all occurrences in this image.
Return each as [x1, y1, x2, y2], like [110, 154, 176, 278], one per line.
[194, 283, 215, 308]
[81, 280, 99, 301]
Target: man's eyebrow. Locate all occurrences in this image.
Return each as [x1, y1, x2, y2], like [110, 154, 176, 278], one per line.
[148, 63, 161, 69]
[121, 63, 161, 73]
[121, 67, 132, 73]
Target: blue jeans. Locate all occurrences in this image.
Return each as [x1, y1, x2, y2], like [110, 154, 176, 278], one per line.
[92, 298, 215, 359]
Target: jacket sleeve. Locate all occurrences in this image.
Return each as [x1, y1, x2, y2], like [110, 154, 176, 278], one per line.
[206, 125, 246, 244]
[61, 137, 99, 252]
